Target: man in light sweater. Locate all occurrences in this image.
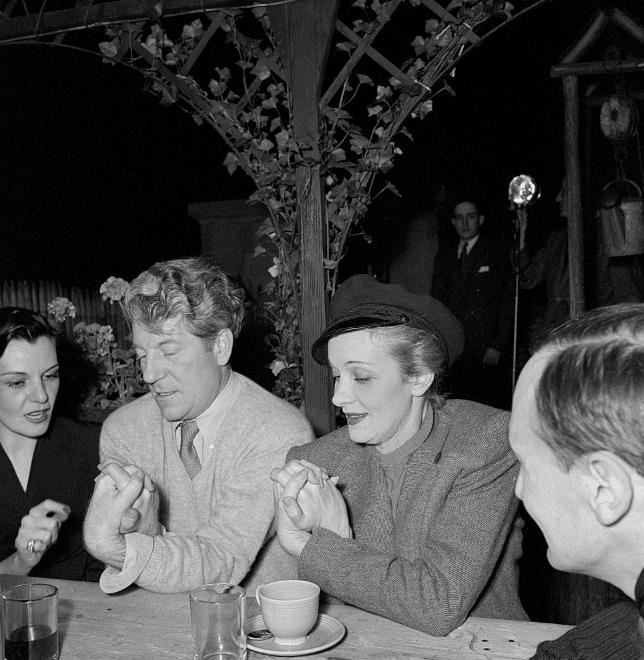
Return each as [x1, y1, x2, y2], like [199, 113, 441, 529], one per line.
[83, 257, 314, 593]
[510, 304, 644, 658]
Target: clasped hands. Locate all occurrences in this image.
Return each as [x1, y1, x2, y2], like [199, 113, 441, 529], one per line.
[270, 459, 352, 558]
[83, 458, 160, 568]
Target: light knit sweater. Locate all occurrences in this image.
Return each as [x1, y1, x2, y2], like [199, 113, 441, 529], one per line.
[97, 371, 314, 593]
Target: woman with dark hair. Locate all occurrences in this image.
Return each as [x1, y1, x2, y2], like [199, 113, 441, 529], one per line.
[271, 275, 526, 636]
[0, 307, 102, 580]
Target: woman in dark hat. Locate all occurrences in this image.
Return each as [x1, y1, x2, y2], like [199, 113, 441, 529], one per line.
[271, 274, 526, 636]
[0, 307, 102, 580]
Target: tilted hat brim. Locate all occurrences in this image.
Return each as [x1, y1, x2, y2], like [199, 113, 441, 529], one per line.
[311, 275, 464, 368]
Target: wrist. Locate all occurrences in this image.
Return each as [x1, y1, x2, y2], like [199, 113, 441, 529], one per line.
[91, 533, 128, 569]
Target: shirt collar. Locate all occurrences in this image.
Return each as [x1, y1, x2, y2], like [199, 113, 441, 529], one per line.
[172, 369, 237, 435]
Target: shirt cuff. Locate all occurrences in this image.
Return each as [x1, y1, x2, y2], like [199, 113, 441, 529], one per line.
[98, 533, 154, 594]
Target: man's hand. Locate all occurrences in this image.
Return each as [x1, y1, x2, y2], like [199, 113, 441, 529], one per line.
[14, 500, 70, 570]
[482, 347, 501, 367]
[84, 468, 146, 569]
[99, 460, 160, 535]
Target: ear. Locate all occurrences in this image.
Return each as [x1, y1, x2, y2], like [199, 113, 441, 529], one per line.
[478, 214, 485, 226]
[410, 371, 435, 397]
[451, 218, 457, 230]
[582, 451, 634, 526]
[212, 329, 234, 366]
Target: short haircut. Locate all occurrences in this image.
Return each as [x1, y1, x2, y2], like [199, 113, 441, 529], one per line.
[533, 303, 644, 475]
[0, 307, 57, 359]
[367, 324, 446, 408]
[123, 257, 245, 344]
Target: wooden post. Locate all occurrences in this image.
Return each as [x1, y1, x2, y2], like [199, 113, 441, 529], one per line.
[268, 0, 339, 436]
[562, 74, 585, 318]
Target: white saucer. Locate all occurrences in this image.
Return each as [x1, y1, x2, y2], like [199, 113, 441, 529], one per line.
[246, 613, 345, 656]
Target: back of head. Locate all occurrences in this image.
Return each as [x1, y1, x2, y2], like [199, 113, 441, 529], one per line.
[0, 307, 56, 359]
[534, 303, 644, 475]
[123, 257, 246, 344]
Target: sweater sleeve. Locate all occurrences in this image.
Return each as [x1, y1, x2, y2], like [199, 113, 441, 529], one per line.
[134, 413, 312, 593]
[295, 412, 521, 636]
[530, 602, 642, 660]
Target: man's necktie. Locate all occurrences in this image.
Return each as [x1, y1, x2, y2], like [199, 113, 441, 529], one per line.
[460, 242, 469, 268]
[180, 420, 201, 479]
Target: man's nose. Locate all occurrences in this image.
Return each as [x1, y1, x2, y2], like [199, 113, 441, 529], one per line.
[142, 356, 164, 384]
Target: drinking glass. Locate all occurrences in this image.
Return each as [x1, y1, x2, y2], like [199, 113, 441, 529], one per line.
[189, 583, 246, 660]
[2, 583, 59, 660]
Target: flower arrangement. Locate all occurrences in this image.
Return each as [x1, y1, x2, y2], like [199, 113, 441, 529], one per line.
[73, 321, 147, 410]
[47, 278, 148, 412]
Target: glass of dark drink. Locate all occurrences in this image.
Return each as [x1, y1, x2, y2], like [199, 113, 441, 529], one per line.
[2, 584, 58, 660]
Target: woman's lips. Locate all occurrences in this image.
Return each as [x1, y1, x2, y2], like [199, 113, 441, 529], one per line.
[345, 413, 367, 426]
[25, 410, 49, 423]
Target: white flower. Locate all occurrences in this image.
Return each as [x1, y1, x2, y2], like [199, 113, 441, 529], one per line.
[268, 258, 281, 279]
[100, 277, 129, 304]
[47, 297, 76, 324]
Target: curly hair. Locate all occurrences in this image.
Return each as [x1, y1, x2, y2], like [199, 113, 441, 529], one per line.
[123, 257, 245, 345]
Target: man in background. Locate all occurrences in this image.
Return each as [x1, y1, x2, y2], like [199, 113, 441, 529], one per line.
[432, 196, 514, 408]
[511, 304, 644, 657]
[84, 256, 314, 593]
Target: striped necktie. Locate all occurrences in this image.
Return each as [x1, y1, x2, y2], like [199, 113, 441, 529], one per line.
[179, 420, 201, 479]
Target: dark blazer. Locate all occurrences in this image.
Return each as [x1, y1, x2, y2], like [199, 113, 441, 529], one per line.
[287, 399, 527, 637]
[0, 415, 103, 581]
[432, 234, 515, 359]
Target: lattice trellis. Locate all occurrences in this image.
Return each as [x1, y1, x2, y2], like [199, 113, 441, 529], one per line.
[0, 0, 542, 429]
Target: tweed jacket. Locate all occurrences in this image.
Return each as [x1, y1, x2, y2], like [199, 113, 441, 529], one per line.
[287, 399, 527, 636]
[432, 234, 515, 359]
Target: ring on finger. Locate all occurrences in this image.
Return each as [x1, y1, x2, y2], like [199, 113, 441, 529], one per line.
[26, 539, 36, 554]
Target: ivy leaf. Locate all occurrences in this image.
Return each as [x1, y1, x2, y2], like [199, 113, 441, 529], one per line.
[223, 152, 239, 175]
[357, 74, 373, 86]
[98, 39, 119, 59]
[330, 148, 346, 162]
[257, 138, 273, 152]
[336, 42, 355, 53]
[323, 259, 339, 269]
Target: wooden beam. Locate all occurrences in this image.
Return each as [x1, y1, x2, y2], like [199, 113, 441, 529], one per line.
[417, 0, 478, 43]
[551, 59, 644, 77]
[562, 74, 585, 319]
[611, 7, 644, 47]
[334, 19, 417, 88]
[0, 0, 270, 43]
[560, 9, 607, 64]
[268, 0, 338, 435]
[321, 0, 403, 110]
[178, 10, 225, 77]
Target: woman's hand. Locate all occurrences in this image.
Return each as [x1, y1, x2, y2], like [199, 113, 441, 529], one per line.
[270, 459, 330, 489]
[14, 499, 71, 570]
[271, 463, 352, 557]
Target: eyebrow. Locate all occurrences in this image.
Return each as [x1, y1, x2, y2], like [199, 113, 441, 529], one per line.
[0, 364, 59, 377]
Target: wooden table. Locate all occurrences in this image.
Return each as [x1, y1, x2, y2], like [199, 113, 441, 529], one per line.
[1, 575, 571, 659]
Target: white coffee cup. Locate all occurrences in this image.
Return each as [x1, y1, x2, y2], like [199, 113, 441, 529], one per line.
[255, 580, 320, 646]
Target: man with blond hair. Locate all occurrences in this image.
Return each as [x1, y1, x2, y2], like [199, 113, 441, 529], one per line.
[84, 256, 313, 593]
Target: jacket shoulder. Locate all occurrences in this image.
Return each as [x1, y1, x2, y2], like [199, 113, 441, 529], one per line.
[438, 400, 512, 461]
